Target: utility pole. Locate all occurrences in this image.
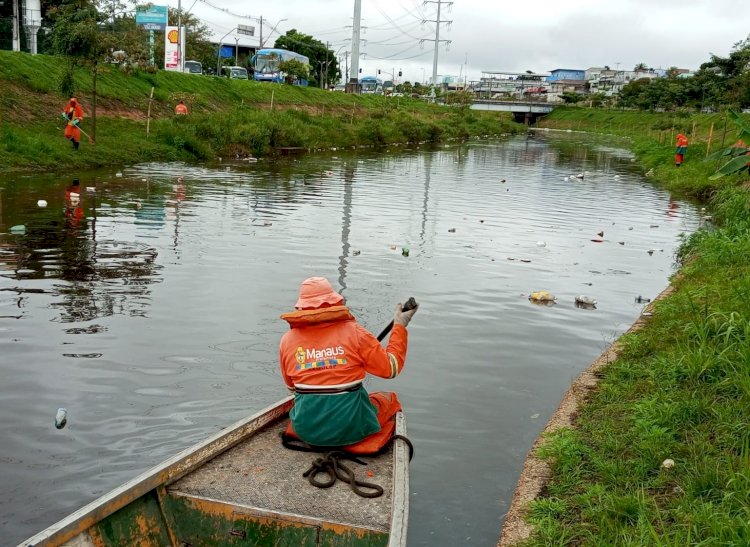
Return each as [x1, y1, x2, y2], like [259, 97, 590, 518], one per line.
[12, 0, 20, 51]
[422, 0, 452, 88]
[177, 0, 182, 72]
[258, 15, 263, 49]
[348, 0, 362, 92]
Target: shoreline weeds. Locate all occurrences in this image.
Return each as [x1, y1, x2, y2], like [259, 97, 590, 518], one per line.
[498, 285, 675, 546]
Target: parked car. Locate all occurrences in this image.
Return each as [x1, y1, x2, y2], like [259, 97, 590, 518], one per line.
[184, 60, 203, 74]
[222, 66, 249, 80]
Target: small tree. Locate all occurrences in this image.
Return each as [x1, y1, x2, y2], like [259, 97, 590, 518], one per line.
[278, 59, 310, 85]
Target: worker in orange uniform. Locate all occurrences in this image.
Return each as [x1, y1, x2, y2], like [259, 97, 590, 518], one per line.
[674, 133, 689, 167]
[61, 97, 84, 150]
[278, 277, 418, 449]
[174, 100, 189, 115]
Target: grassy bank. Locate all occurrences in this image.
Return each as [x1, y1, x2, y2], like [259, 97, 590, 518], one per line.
[517, 108, 750, 545]
[0, 51, 521, 172]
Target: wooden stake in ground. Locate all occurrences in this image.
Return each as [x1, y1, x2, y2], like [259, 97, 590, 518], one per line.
[706, 122, 714, 158]
[270, 89, 275, 110]
[691, 120, 697, 138]
[146, 86, 154, 137]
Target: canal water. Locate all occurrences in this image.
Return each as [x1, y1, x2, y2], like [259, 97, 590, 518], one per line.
[0, 133, 699, 546]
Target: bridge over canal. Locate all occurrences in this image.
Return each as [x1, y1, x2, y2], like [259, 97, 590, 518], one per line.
[470, 99, 556, 124]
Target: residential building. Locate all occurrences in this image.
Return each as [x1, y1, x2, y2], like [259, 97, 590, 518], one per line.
[547, 68, 586, 82]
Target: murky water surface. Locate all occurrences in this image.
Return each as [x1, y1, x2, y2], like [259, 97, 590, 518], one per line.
[0, 133, 699, 546]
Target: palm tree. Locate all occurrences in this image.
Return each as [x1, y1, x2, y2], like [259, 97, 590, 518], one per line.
[634, 63, 648, 72]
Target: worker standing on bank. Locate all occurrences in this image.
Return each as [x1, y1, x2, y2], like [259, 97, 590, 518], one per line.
[279, 277, 418, 449]
[174, 100, 189, 115]
[61, 97, 84, 150]
[675, 132, 689, 167]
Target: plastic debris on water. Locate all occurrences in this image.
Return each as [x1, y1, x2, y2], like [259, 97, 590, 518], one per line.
[55, 408, 68, 429]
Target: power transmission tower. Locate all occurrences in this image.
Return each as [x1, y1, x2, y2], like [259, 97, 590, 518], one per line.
[347, 0, 363, 92]
[421, 0, 452, 87]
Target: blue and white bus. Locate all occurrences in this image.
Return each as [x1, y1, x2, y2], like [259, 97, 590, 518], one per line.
[359, 75, 383, 94]
[251, 48, 310, 85]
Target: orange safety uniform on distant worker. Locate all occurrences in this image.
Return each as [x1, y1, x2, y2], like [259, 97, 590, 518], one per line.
[63, 98, 84, 143]
[174, 102, 189, 115]
[674, 133, 688, 166]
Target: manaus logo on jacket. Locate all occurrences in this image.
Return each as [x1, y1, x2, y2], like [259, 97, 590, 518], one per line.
[295, 345, 347, 370]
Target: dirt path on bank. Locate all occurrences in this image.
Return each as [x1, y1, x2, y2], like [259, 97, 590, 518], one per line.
[498, 285, 675, 546]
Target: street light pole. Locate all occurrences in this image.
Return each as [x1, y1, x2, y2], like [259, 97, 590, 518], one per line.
[216, 27, 238, 76]
[260, 18, 287, 49]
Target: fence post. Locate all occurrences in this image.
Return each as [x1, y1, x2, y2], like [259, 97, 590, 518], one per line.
[706, 122, 714, 158]
[146, 86, 155, 137]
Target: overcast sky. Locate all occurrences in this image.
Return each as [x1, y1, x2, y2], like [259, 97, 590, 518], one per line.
[181, 0, 749, 83]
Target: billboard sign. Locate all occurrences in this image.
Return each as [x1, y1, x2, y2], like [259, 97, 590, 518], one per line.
[164, 26, 186, 71]
[136, 5, 168, 30]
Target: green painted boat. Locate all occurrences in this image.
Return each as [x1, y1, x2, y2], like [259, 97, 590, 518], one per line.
[20, 396, 410, 547]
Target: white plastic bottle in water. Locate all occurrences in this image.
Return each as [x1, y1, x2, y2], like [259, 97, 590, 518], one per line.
[55, 408, 68, 429]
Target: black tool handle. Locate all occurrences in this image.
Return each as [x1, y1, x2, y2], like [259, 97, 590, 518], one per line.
[377, 297, 418, 342]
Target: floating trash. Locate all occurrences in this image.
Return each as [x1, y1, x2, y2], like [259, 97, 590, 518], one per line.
[448, 228, 456, 233]
[642, 311, 654, 317]
[650, 224, 659, 228]
[55, 408, 68, 429]
[536, 241, 546, 247]
[575, 295, 597, 306]
[500, 179, 506, 183]
[618, 241, 625, 245]
[390, 244, 397, 250]
[352, 250, 361, 256]
[86, 187, 96, 192]
[10, 225, 26, 234]
[115, 172, 123, 177]
[520, 259, 532, 263]
[479, 219, 484, 223]
[530, 413, 540, 419]
[401, 247, 410, 257]
[591, 238, 604, 243]
[37, 200, 47, 208]
[635, 295, 651, 303]
[529, 290, 556, 303]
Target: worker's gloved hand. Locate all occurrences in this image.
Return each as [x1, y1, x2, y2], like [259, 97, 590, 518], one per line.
[393, 302, 418, 328]
[60, 112, 67, 120]
[73, 119, 79, 126]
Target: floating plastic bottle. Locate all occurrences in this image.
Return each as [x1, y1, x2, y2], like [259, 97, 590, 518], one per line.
[37, 200, 47, 208]
[529, 290, 556, 302]
[575, 295, 597, 309]
[402, 247, 410, 257]
[55, 408, 68, 429]
[10, 225, 26, 234]
[635, 295, 651, 303]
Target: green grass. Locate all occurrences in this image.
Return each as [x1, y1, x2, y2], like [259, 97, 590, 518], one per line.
[518, 108, 750, 546]
[0, 51, 522, 172]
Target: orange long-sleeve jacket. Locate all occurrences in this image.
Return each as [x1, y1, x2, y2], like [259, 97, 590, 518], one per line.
[279, 306, 408, 392]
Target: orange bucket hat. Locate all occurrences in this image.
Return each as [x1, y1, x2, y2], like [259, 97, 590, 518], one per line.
[295, 277, 344, 309]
